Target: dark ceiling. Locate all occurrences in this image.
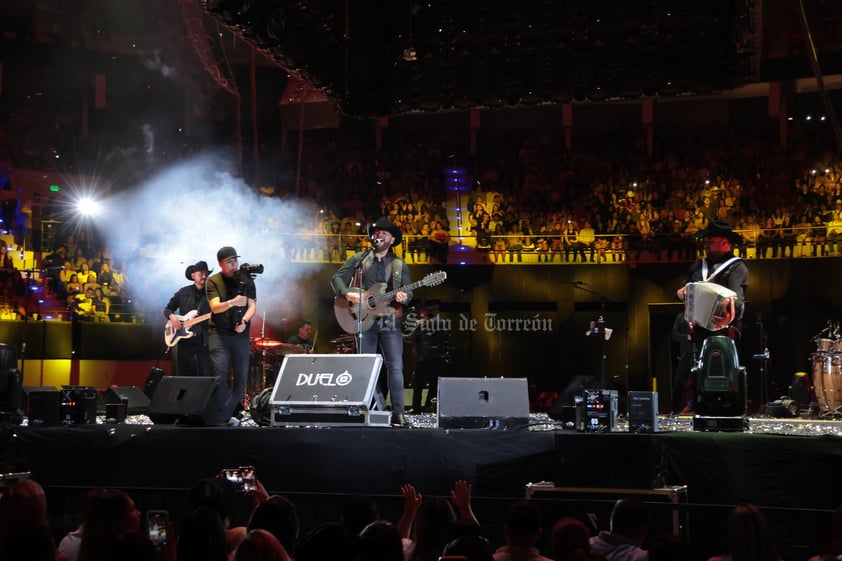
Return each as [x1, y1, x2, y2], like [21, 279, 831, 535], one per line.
[202, 0, 761, 117]
[2, 0, 842, 121]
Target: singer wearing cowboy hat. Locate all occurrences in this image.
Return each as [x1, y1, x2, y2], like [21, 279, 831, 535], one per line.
[331, 217, 413, 427]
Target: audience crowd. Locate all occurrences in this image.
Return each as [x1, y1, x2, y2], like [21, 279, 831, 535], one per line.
[1, 109, 842, 323]
[0, 473, 805, 561]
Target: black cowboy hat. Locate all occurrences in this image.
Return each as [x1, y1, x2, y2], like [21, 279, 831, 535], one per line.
[366, 217, 402, 245]
[185, 260, 213, 280]
[694, 220, 743, 244]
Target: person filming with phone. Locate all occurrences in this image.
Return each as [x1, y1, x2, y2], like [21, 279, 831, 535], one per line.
[76, 488, 176, 561]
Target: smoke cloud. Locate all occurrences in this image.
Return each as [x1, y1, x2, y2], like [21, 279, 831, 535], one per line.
[97, 152, 323, 330]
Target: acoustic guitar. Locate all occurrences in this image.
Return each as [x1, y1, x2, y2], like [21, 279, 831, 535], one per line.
[333, 271, 447, 333]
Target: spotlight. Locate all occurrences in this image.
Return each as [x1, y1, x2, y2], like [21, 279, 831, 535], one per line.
[76, 197, 103, 217]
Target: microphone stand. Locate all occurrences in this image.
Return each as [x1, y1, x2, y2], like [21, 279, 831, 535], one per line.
[751, 313, 770, 416]
[354, 241, 379, 353]
[259, 311, 268, 390]
[565, 281, 620, 389]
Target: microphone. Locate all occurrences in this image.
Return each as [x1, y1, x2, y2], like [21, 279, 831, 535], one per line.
[371, 237, 384, 246]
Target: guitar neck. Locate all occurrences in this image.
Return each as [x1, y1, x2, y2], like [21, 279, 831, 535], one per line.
[183, 313, 211, 327]
[369, 278, 430, 306]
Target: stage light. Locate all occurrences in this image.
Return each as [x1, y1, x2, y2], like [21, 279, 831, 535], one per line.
[692, 336, 748, 431]
[76, 197, 103, 217]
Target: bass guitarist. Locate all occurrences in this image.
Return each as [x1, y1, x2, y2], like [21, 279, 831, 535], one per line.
[163, 260, 213, 377]
[331, 217, 412, 427]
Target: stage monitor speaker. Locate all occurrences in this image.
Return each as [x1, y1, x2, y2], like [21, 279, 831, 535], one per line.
[148, 376, 235, 426]
[144, 367, 166, 398]
[437, 377, 530, 429]
[269, 354, 385, 426]
[104, 386, 151, 415]
[23, 386, 61, 427]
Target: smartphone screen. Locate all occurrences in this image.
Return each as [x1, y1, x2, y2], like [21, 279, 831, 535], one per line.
[223, 467, 256, 493]
[147, 510, 168, 546]
[223, 467, 242, 489]
[240, 466, 256, 493]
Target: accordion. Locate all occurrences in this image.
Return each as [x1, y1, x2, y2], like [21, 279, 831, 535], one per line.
[684, 281, 737, 332]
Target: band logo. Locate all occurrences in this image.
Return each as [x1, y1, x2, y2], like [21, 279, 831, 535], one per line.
[295, 370, 353, 387]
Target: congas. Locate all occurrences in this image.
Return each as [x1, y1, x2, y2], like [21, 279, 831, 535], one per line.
[812, 352, 842, 414]
[684, 282, 737, 331]
[817, 338, 835, 353]
[828, 354, 842, 412]
[812, 353, 830, 412]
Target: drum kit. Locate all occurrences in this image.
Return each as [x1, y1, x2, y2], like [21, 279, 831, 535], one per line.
[246, 330, 357, 396]
[811, 322, 842, 417]
[247, 337, 305, 395]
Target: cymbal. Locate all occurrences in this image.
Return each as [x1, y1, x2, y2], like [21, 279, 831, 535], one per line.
[330, 334, 357, 344]
[278, 343, 305, 355]
[251, 337, 282, 349]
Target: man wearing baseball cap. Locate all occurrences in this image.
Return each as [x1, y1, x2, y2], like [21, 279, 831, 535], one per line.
[207, 246, 256, 422]
[163, 260, 213, 377]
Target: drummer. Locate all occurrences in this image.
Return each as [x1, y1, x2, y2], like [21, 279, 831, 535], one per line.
[286, 319, 316, 353]
[675, 220, 749, 413]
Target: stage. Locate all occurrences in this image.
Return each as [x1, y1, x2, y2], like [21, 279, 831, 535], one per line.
[2, 413, 842, 560]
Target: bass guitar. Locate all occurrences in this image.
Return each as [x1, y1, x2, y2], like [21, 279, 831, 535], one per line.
[334, 271, 447, 333]
[164, 310, 212, 347]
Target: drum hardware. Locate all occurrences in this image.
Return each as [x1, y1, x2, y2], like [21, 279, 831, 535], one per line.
[329, 334, 357, 344]
[329, 333, 358, 354]
[248, 312, 278, 395]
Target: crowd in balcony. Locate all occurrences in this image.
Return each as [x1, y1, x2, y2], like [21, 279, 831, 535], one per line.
[264, 120, 842, 267]
[1, 104, 841, 321]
